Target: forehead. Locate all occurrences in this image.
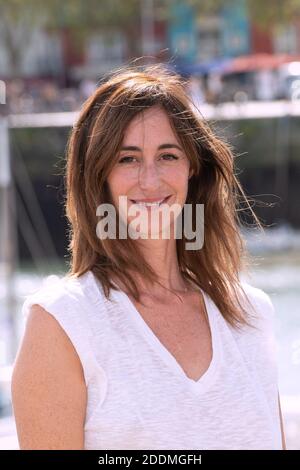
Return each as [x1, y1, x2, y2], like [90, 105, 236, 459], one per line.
[123, 106, 178, 142]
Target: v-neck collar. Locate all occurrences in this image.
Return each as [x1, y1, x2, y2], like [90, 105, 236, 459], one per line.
[89, 270, 222, 396]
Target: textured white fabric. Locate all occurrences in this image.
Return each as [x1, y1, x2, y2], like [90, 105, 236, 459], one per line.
[21, 270, 282, 450]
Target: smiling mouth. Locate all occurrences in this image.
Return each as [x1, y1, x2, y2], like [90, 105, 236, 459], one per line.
[130, 195, 171, 206]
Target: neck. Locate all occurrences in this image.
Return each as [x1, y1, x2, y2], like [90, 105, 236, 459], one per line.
[132, 237, 188, 293]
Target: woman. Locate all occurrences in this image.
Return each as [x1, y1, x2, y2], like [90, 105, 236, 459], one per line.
[11, 63, 286, 450]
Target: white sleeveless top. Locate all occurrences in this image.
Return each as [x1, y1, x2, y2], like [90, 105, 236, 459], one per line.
[21, 270, 282, 450]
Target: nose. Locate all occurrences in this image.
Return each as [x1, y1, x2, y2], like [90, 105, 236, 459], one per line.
[138, 160, 161, 192]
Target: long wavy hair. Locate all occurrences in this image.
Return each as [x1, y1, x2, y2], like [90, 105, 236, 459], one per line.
[65, 62, 261, 329]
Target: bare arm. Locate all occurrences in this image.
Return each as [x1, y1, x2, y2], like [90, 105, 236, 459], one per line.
[11, 304, 87, 449]
[278, 392, 286, 450]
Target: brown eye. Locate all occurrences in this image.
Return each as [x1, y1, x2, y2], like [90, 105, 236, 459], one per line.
[161, 154, 179, 161]
[118, 156, 137, 164]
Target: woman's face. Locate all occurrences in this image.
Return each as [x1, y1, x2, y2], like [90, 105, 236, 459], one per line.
[107, 105, 193, 238]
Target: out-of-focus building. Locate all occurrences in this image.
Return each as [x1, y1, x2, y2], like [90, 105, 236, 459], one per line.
[1, 1, 300, 107]
[167, 1, 300, 102]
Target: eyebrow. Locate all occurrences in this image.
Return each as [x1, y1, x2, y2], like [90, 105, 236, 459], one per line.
[120, 143, 183, 152]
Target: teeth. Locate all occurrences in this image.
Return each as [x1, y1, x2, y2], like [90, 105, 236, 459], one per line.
[132, 198, 165, 207]
[135, 201, 163, 207]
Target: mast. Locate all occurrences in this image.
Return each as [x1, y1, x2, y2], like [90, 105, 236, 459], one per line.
[0, 114, 18, 365]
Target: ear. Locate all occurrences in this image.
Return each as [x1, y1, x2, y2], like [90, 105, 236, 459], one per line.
[188, 168, 194, 179]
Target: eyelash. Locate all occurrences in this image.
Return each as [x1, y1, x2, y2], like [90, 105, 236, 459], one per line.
[118, 154, 179, 164]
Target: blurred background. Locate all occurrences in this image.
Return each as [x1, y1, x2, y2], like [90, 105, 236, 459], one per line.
[0, 0, 299, 450]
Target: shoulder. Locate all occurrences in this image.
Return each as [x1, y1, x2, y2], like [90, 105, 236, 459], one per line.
[21, 270, 103, 323]
[231, 280, 278, 362]
[21, 272, 81, 310]
[224, 280, 278, 354]
[13, 303, 85, 382]
[18, 273, 87, 378]
[240, 280, 274, 309]
[235, 281, 280, 396]
[238, 280, 276, 327]
[20, 270, 103, 385]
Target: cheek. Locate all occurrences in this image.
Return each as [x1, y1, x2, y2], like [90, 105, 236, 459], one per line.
[169, 166, 190, 205]
[107, 171, 128, 203]
[164, 165, 190, 191]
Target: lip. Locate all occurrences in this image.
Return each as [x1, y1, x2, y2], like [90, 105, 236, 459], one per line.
[130, 195, 171, 204]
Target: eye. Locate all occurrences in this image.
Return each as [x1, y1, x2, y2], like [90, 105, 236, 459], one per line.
[118, 156, 138, 164]
[160, 154, 179, 161]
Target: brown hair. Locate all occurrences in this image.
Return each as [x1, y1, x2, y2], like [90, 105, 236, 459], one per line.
[65, 62, 261, 329]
